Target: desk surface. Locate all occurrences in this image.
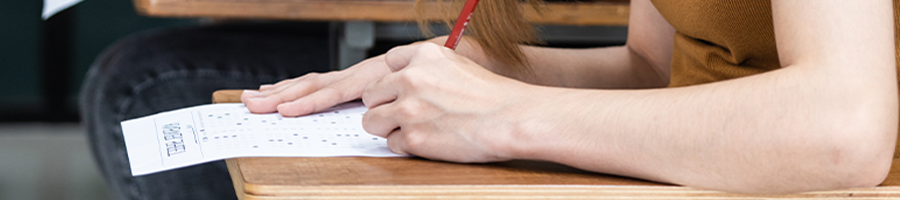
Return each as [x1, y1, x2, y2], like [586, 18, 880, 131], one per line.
[212, 90, 900, 199]
[133, 0, 630, 26]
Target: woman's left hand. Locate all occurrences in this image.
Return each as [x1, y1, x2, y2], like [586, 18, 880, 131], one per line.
[361, 43, 533, 163]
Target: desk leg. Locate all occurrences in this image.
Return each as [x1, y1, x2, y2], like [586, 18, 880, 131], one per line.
[337, 21, 375, 70]
[226, 159, 246, 200]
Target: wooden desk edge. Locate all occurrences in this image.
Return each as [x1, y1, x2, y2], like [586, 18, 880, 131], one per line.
[133, 0, 630, 26]
[213, 89, 900, 199]
[238, 185, 900, 199]
[225, 159, 247, 200]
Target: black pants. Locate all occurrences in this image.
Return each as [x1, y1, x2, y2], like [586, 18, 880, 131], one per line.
[79, 22, 333, 200]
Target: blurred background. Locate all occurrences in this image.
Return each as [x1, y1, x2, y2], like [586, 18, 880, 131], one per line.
[2, 0, 188, 199]
[1, 0, 626, 199]
[1, 1, 191, 122]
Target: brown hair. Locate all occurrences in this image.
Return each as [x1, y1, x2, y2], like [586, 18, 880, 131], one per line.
[415, 0, 543, 73]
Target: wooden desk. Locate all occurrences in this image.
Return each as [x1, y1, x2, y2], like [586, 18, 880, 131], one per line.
[213, 90, 900, 199]
[132, 0, 629, 26]
[133, 0, 630, 69]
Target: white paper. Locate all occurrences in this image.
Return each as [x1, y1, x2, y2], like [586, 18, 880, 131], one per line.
[42, 0, 83, 20]
[121, 102, 402, 176]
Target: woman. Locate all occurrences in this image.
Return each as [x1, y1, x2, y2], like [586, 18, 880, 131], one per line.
[242, 0, 898, 194]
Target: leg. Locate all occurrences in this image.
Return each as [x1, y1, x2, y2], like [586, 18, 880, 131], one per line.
[80, 22, 333, 200]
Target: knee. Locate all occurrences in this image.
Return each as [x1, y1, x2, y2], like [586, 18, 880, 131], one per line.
[79, 23, 334, 115]
[79, 27, 222, 122]
[83, 23, 333, 89]
[85, 28, 197, 83]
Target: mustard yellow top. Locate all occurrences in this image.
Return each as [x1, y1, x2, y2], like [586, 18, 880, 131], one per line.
[649, 0, 900, 164]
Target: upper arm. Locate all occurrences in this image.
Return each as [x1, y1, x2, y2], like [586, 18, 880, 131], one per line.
[771, 0, 897, 187]
[625, 0, 676, 84]
[772, 0, 894, 70]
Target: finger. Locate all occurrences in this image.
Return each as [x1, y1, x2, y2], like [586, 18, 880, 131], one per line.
[361, 102, 402, 138]
[385, 129, 411, 156]
[243, 80, 296, 108]
[259, 77, 298, 94]
[361, 73, 400, 109]
[275, 86, 346, 117]
[240, 90, 263, 104]
[258, 84, 275, 91]
[384, 43, 446, 72]
[260, 73, 323, 96]
[384, 45, 415, 72]
[275, 71, 374, 117]
[243, 80, 320, 113]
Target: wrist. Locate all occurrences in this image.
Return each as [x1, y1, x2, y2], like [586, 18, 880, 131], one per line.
[483, 85, 557, 161]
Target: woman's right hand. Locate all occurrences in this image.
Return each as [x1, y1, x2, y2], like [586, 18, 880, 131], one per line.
[241, 54, 391, 117]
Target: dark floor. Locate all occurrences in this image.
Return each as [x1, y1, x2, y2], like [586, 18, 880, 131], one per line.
[0, 123, 111, 200]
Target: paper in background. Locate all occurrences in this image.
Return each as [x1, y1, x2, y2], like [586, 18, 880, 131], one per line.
[43, 0, 83, 20]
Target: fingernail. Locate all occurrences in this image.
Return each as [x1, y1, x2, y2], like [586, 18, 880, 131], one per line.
[243, 90, 268, 102]
[276, 104, 295, 116]
[248, 97, 267, 102]
[243, 90, 263, 97]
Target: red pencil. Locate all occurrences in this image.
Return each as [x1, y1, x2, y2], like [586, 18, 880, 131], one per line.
[444, 0, 481, 50]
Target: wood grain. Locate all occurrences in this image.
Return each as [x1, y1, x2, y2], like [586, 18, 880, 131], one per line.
[212, 89, 900, 199]
[241, 186, 900, 200]
[133, 0, 629, 26]
[225, 159, 247, 200]
[238, 157, 663, 186]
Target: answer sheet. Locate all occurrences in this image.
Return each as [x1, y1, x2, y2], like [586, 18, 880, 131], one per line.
[121, 102, 402, 176]
[42, 0, 82, 19]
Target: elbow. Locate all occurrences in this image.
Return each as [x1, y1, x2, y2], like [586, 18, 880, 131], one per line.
[806, 109, 896, 191]
[749, 102, 897, 194]
[748, 126, 895, 194]
[808, 79, 898, 190]
[706, 62, 898, 194]
[831, 146, 893, 190]
[848, 160, 893, 188]
[825, 127, 894, 189]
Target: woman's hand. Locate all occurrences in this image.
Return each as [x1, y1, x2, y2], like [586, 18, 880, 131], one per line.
[242, 55, 391, 117]
[362, 43, 534, 163]
[241, 36, 489, 117]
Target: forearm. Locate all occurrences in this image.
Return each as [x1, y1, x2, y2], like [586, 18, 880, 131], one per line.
[519, 45, 667, 89]
[502, 64, 896, 193]
[430, 36, 667, 89]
